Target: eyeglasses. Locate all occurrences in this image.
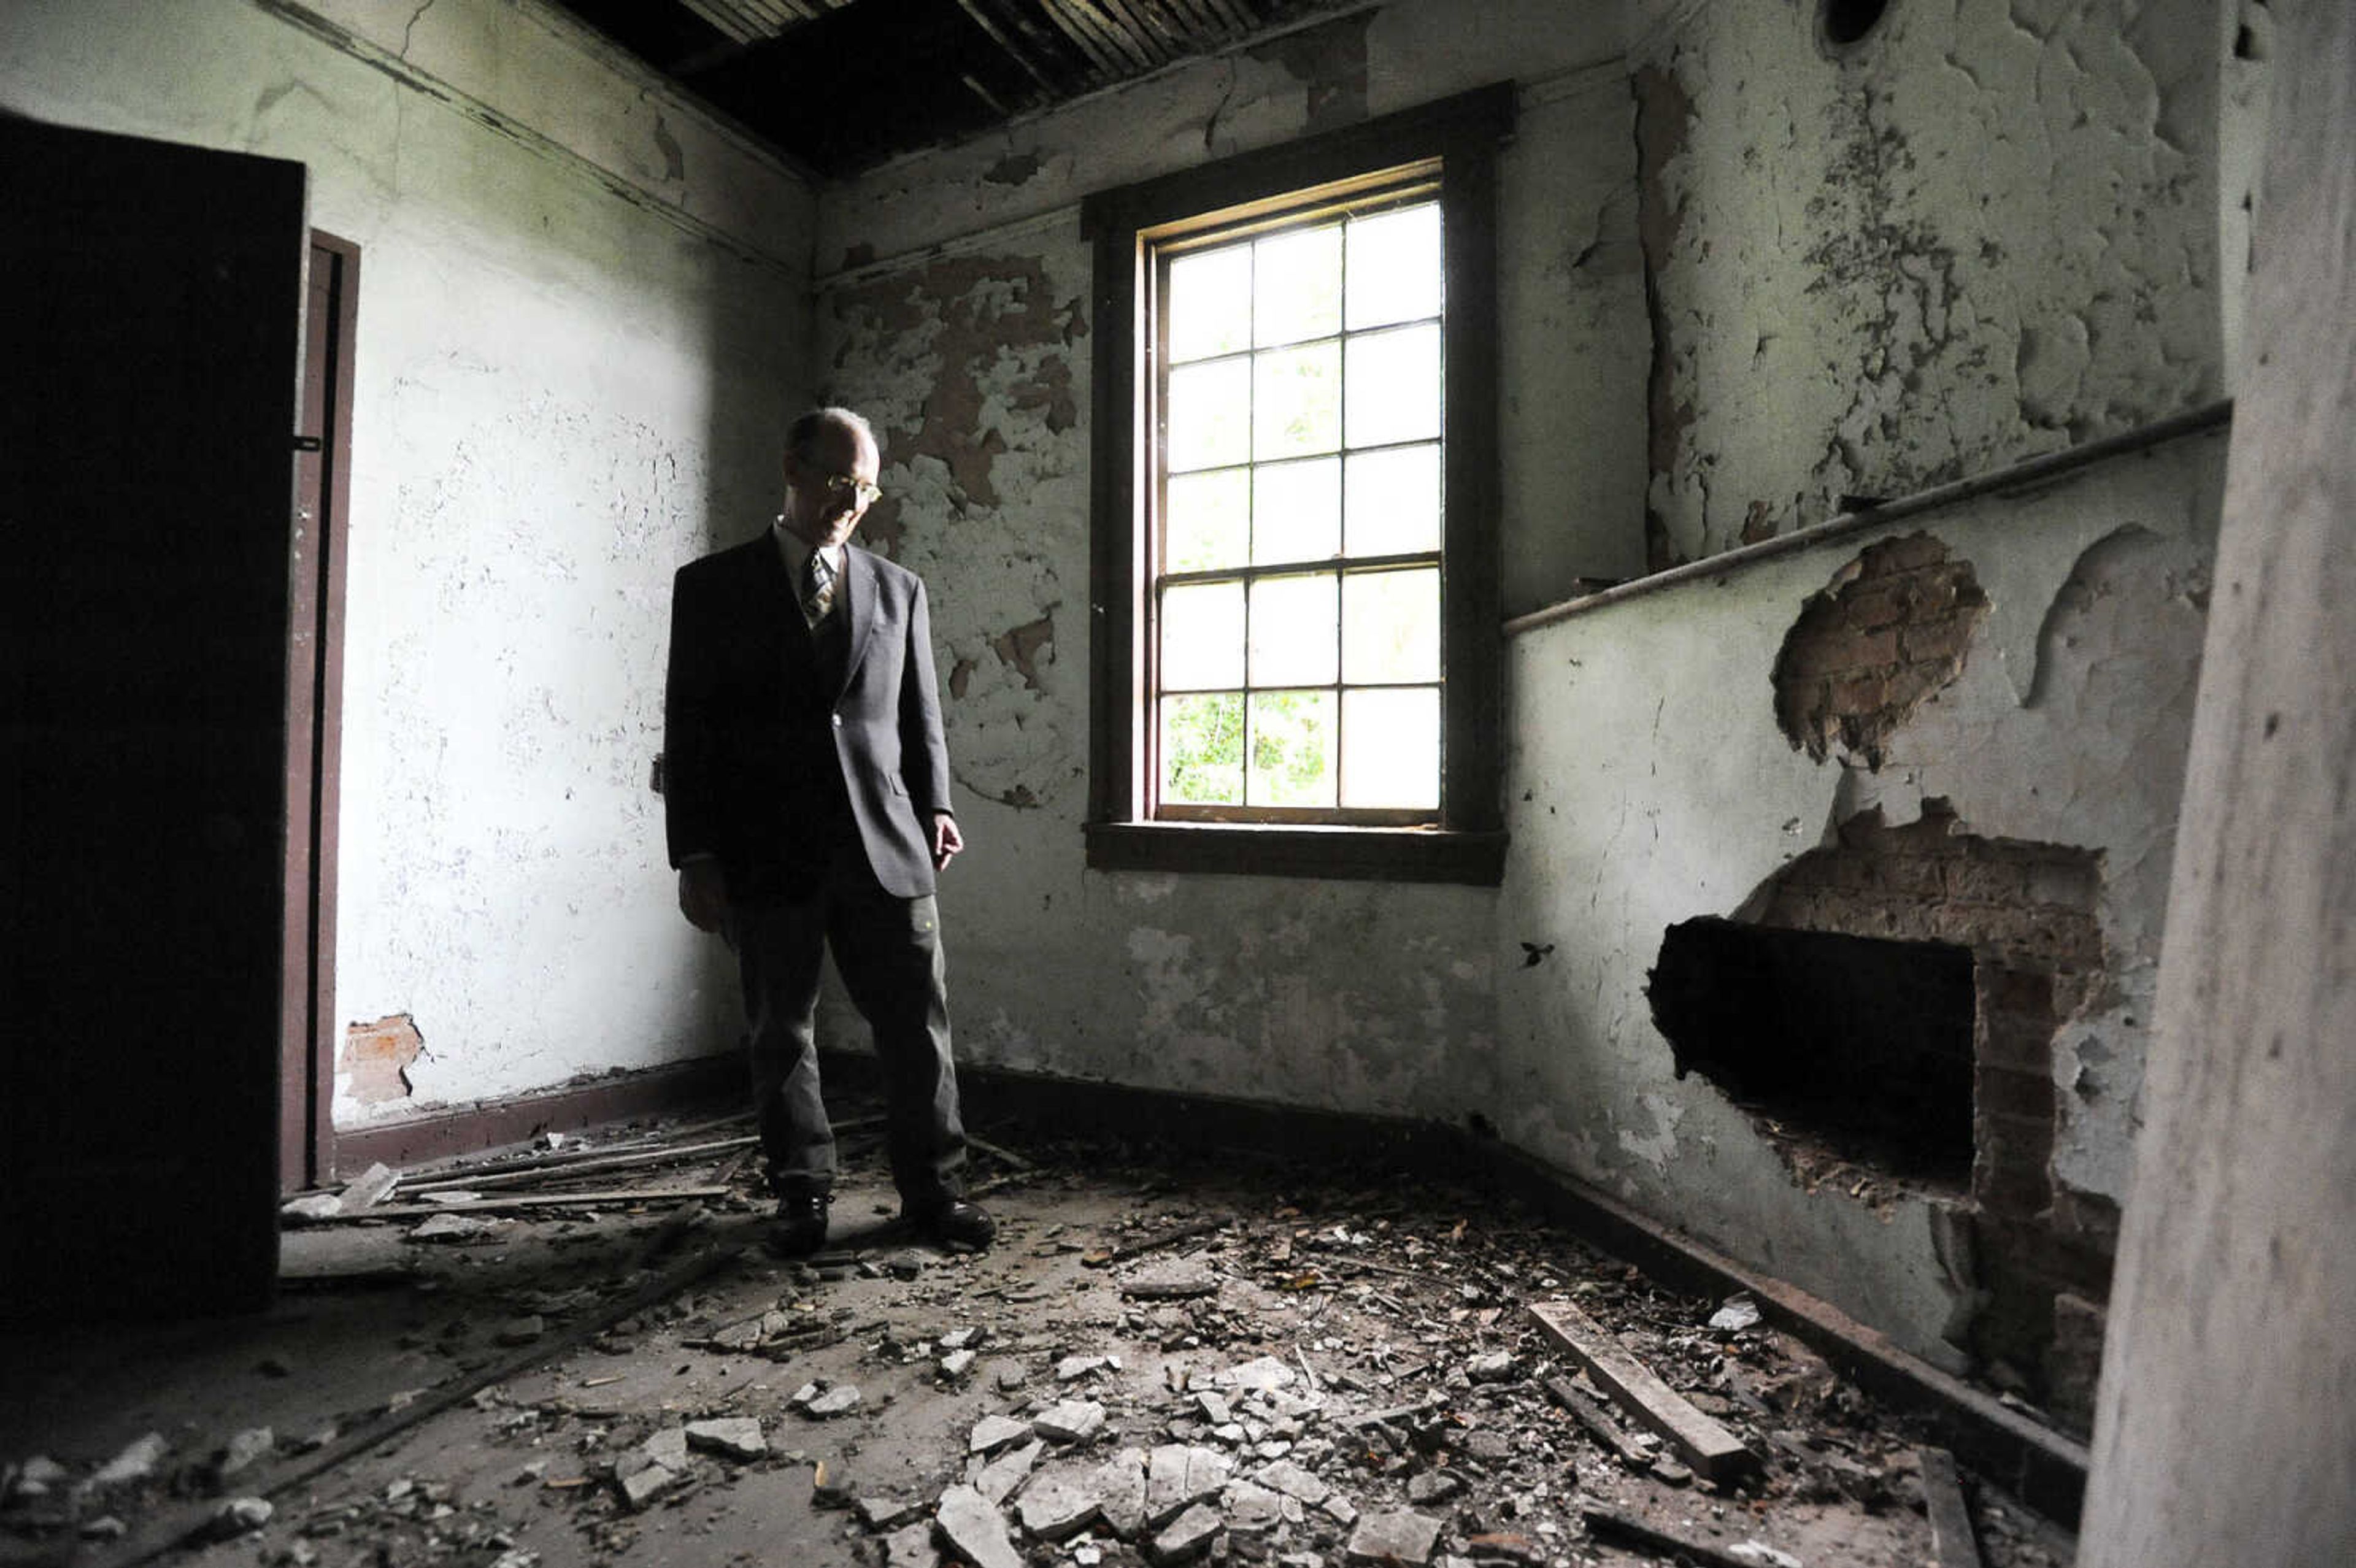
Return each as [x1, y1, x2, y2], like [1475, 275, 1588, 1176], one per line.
[819, 472, 883, 507]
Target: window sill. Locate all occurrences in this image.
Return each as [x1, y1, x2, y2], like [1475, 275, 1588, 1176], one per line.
[1085, 820, 1506, 885]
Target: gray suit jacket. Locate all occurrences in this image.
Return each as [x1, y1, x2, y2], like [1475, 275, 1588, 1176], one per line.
[664, 533, 953, 899]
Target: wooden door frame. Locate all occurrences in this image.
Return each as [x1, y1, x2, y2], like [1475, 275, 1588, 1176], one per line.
[283, 229, 357, 1191]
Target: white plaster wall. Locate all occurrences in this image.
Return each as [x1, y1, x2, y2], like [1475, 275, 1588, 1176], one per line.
[1629, 0, 2222, 564]
[818, 0, 1650, 599]
[1496, 429, 2225, 1361]
[0, 0, 817, 1121]
[799, 0, 1645, 1125]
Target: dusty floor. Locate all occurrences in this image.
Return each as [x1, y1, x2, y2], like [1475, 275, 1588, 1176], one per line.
[1, 1107, 2078, 1568]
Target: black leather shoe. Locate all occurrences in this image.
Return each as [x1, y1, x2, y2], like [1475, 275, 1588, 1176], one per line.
[768, 1192, 830, 1258]
[907, 1197, 994, 1251]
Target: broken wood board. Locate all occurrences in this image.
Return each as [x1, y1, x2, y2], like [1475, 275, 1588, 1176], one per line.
[395, 1185, 733, 1214]
[293, 1185, 733, 1223]
[401, 1137, 756, 1194]
[1543, 1374, 1652, 1468]
[966, 1132, 1035, 1172]
[1919, 1446, 1984, 1567]
[1578, 1501, 1780, 1568]
[1529, 1299, 1757, 1482]
[1084, 1215, 1230, 1267]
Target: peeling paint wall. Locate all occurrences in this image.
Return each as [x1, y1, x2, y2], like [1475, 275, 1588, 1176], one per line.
[1498, 429, 2224, 1374]
[806, 0, 1636, 1121]
[819, 0, 1650, 604]
[1628, 0, 2222, 566]
[0, 0, 817, 1123]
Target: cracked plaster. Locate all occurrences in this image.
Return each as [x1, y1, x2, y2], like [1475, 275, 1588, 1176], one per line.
[2, 0, 815, 1123]
[803, 0, 1639, 1125]
[1499, 427, 2225, 1362]
[1632, 0, 2220, 564]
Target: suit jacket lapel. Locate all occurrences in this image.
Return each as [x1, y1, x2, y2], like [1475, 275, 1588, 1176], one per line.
[839, 547, 879, 696]
[739, 533, 801, 684]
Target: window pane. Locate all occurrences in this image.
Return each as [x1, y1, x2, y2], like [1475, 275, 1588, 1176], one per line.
[1161, 693, 1244, 804]
[1344, 444, 1441, 555]
[1251, 456, 1339, 566]
[1248, 690, 1336, 808]
[1343, 567, 1441, 683]
[1341, 686, 1440, 809]
[1160, 580, 1244, 690]
[1346, 202, 1442, 330]
[1168, 358, 1250, 472]
[1247, 572, 1338, 686]
[1253, 343, 1339, 459]
[1168, 245, 1251, 363]
[1166, 469, 1250, 572]
[1344, 323, 1441, 448]
[1253, 224, 1341, 347]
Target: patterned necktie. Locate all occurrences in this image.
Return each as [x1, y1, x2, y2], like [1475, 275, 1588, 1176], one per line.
[801, 548, 836, 627]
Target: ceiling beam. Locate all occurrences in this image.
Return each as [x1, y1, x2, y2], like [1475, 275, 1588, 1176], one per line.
[955, 0, 1061, 98]
[1037, 0, 1132, 79]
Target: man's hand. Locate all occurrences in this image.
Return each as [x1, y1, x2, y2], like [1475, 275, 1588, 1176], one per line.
[930, 812, 964, 872]
[677, 860, 729, 933]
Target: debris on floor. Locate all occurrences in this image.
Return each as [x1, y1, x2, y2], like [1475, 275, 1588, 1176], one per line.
[1, 1102, 2080, 1567]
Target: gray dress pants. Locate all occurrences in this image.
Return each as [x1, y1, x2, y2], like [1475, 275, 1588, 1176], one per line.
[730, 837, 967, 1207]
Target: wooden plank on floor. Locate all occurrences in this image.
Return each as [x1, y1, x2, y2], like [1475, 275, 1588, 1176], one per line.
[1543, 1373, 1652, 1468]
[294, 1185, 734, 1223]
[1528, 1299, 1757, 1482]
[1578, 1501, 1776, 1568]
[1920, 1446, 1985, 1567]
[402, 1136, 756, 1194]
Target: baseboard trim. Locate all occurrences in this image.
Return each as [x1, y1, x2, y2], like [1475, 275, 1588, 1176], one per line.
[331, 1054, 744, 1175]
[339, 1046, 2088, 1521]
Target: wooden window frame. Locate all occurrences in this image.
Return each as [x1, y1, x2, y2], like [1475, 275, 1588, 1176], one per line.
[1081, 84, 1514, 885]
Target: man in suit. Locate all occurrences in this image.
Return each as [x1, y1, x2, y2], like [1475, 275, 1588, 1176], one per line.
[664, 406, 991, 1256]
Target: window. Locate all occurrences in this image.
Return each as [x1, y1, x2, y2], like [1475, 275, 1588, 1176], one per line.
[1082, 86, 1514, 883]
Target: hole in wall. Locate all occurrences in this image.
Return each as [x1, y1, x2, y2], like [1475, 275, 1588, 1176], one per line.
[1820, 0, 1893, 48]
[1649, 917, 1976, 1186]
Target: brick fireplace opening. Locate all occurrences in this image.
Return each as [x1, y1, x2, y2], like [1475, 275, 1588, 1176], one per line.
[1647, 799, 2116, 1427]
[1650, 919, 1976, 1185]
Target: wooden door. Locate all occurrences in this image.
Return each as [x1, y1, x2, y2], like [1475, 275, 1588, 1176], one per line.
[282, 233, 356, 1193]
[1, 116, 308, 1317]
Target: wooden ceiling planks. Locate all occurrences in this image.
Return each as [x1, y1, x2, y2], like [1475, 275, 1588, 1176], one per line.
[545, 0, 1338, 173]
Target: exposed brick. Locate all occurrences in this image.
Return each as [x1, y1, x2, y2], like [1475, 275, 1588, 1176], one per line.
[1866, 532, 1953, 573]
[1977, 1066, 2057, 1121]
[1981, 1015, 2059, 1074]
[1873, 855, 1947, 900]
[1834, 626, 1903, 669]
[1944, 858, 2033, 904]
[2028, 859, 2101, 909]
[2046, 1293, 2107, 1434]
[1839, 582, 1908, 631]
[1981, 966, 2055, 1015]
[1828, 671, 1890, 712]
[1973, 1158, 2052, 1220]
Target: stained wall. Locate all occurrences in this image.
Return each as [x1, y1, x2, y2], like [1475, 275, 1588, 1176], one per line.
[1628, 0, 2221, 566]
[1493, 0, 2232, 1401]
[804, 0, 1646, 1123]
[0, 0, 818, 1122]
[807, 0, 2231, 1403]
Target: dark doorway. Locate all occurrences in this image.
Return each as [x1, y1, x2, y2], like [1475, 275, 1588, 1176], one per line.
[1, 116, 308, 1316]
[281, 233, 357, 1194]
[1649, 916, 1977, 1183]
